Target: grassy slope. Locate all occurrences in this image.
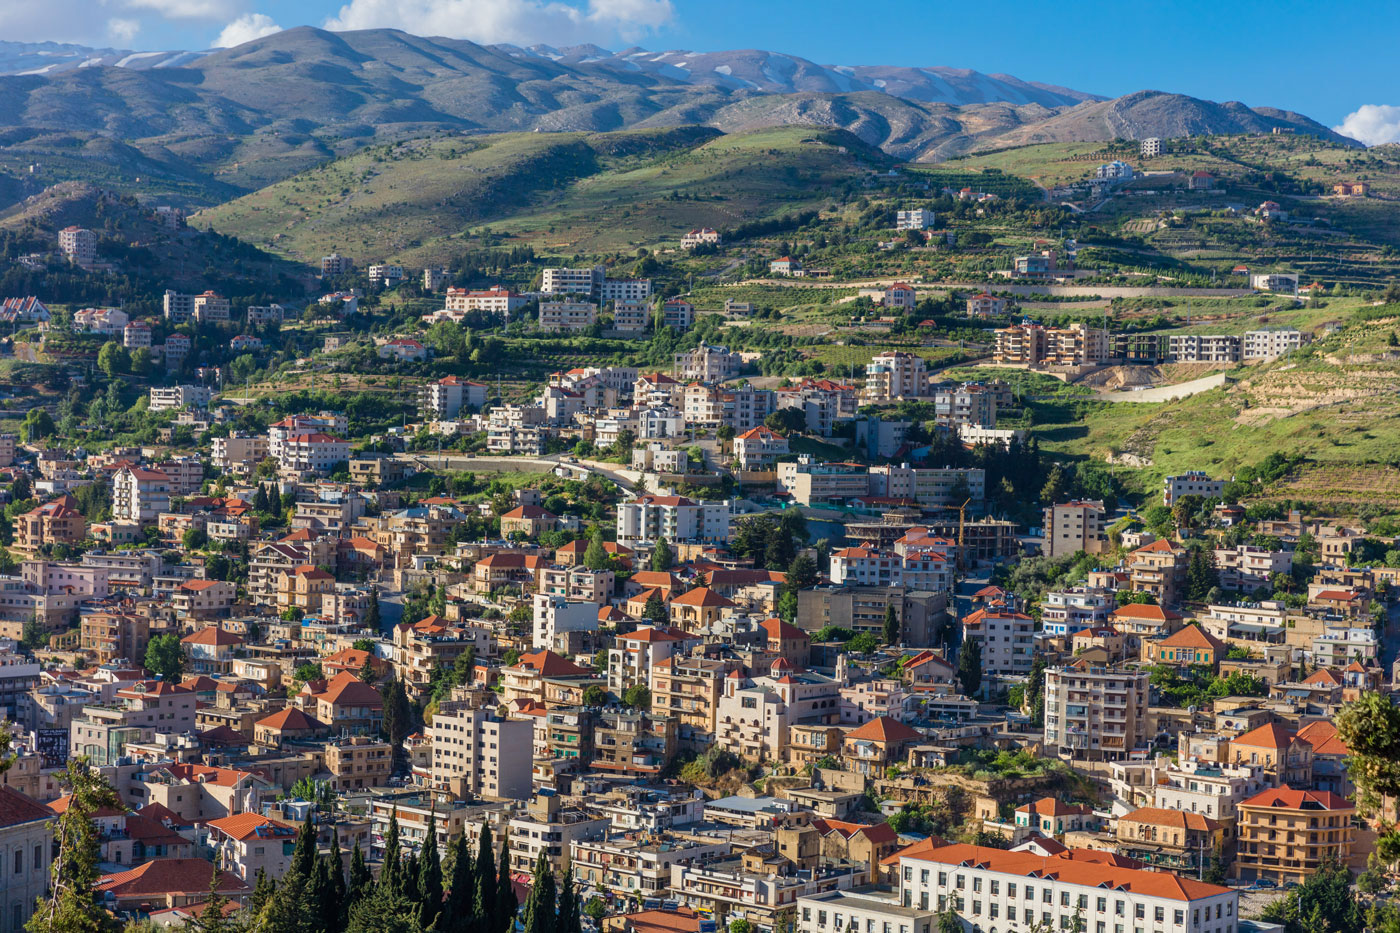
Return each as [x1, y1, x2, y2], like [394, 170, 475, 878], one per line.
[195, 126, 883, 267]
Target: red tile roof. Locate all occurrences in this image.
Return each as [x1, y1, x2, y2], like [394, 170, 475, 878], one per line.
[514, 650, 592, 677]
[669, 587, 735, 609]
[1231, 722, 1296, 749]
[844, 716, 922, 744]
[97, 859, 249, 898]
[1240, 785, 1353, 811]
[207, 812, 296, 842]
[181, 627, 242, 646]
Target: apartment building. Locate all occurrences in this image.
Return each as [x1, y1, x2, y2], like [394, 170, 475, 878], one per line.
[715, 663, 842, 762]
[276, 432, 349, 474]
[961, 608, 1035, 677]
[573, 835, 730, 899]
[1236, 787, 1354, 885]
[1041, 500, 1108, 559]
[932, 384, 997, 428]
[1043, 666, 1150, 762]
[868, 465, 985, 508]
[321, 253, 353, 276]
[1163, 471, 1225, 506]
[661, 299, 694, 330]
[606, 626, 691, 693]
[778, 457, 871, 506]
[1153, 760, 1272, 823]
[1167, 334, 1241, 363]
[1213, 545, 1292, 592]
[674, 342, 741, 382]
[600, 278, 652, 303]
[673, 855, 866, 932]
[163, 290, 229, 324]
[651, 654, 731, 748]
[206, 813, 298, 884]
[1243, 328, 1308, 359]
[1128, 540, 1189, 606]
[539, 301, 598, 332]
[611, 298, 650, 333]
[112, 467, 170, 525]
[149, 385, 212, 412]
[441, 286, 528, 317]
[428, 703, 533, 799]
[70, 681, 197, 766]
[59, 225, 97, 267]
[616, 495, 730, 548]
[1039, 587, 1116, 636]
[734, 426, 789, 470]
[896, 208, 936, 230]
[541, 266, 604, 297]
[419, 376, 488, 420]
[862, 351, 929, 402]
[776, 379, 858, 436]
[508, 793, 609, 874]
[14, 496, 85, 551]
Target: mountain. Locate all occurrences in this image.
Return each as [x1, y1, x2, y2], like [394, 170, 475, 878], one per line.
[497, 44, 1103, 108]
[0, 28, 1361, 212]
[0, 40, 207, 75]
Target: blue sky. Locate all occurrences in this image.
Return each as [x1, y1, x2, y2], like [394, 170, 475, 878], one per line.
[5, 0, 1397, 137]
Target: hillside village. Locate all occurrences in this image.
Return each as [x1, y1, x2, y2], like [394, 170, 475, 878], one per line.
[0, 125, 1397, 933]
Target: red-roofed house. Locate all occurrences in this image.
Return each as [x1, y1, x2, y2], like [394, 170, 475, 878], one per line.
[377, 337, 429, 362]
[840, 716, 923, 775]
[14, 495, 86, 551]
[759, 617, 811, 669]
[501, 650, 598, 707]
[1014, 797, 1099, 836]
[1227, 723, 1314, 786]
[207, 813, 298, 883]
[180, 625, 243, 672]
[1144, 623, 1227, 668]
[733, 425, 788, 470]
[500, 504, 559, 538]
[253, 707, 329, 748]
[97, 858, 249, 912]
[966, 292, 1007, 317]
[298, 672, 383, 734]
[1237, 786, 1355, 884]
[668, 587, 736, 633]
[171, 580, 236, 624]
[138, 764, 273, 823]
[1115, 807, 1225, 870]
[779, 818, 898, 875]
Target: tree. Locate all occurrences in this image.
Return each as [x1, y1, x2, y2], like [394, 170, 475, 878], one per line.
[882, 604, 900, 645]
[251, 867, 276, 915]
[583, 898, 607, 925]
[97, 341, 129, 379]
[327, 832, 348, 931]
[182, 527, 208, 550]
[381, 678, 411, 767]
[194, 867, 233, 933]
[20, 619, 45, 652]
[495, 838, 516, 933]
[957, 638, 982, 698]
[1258, 859, 1360, 933]
[1185, 545, 1219, 601]
[642, 592, 666, 626]
[583, 530, 610, 571]
[20, 409, 55, 444]
[622, 685, 651, 710]
[29, 759, 121, 933]
[728, 921, 752, 933]
[443, 832, 475, 933]
[347, 841, 372, 910]
[473, 826, 496, 933]
[937, 911, 962, 933]
[419, 811, 444, 930]
[1039, 463, 1069, 505]
[364, 589, 381, 631]
[522, 852, 557, 933]
[582, 684, 609, 707]
[1337, 692, 1400, 823]
[144, 633, 184, 681]
[381, 809, 403, 897]
[557, 863, 579, 933]
[785, 554, 818, 594]
[650, 539, 673, 572]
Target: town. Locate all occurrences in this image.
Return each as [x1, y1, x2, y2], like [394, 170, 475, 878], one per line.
[0, 24, 1397, 933]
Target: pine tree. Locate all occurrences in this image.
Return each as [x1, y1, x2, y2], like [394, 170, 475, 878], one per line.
[382, 679, 411, 771]
[402, 851, 421, 904]
[290, 820, 318, 882]
[557, 863, 579, 933]
[881, 604, 899, 645]
[346, 876, 420, 933]
[364, 587, 381, 631]
[348, 840, 372, 908]
[308, 856, 335, 933]
[381, 809, 403, 896]
[194, 867, 232, 933]
[650, 539, 673, 572]
[522, 852, 556, 933]
[27, 759, 121, 933]
[495, 837, 516, 933]
[250, 867, 277, 916]
[328, 832, 348, 930]
[443, 833, 475, 933]
[957, 637, 982, 698]
[419, 812, 444, 930]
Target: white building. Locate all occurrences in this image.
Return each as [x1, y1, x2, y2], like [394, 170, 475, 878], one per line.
[428, 704, 533, 799]
[112, 467, 171, 525]
[961, 607, 1035, 677]
[246, 304, 285, 326]
[733, 426, 789, 470]
[532, 594, 600, 652]
[1162, 472, 1224, 506]
[616, 495, 730, 549]
[123, 322, 152, 349]
[149, 385, 212, 412]
[276, 433, 350, 475]
[1250, 273, 1299, 294]
[376, 338, 428, 362]
[539, 302, 597, 333]
[420, 376, 488, 420]
[895, 208, 936, 231]
[542, 266, 604, 298]
[681, 228, 721, 249]
[1095, 160, 1135, 181]
[368, 264, 405, 288]
[600, 279, 652, 303]
[59, 226, 96, 268]
[1243, 328, 1308, 359]
[73, 307, 128, 335]
[444, 286, 529, 317]
[1141, 137, 1162, 157]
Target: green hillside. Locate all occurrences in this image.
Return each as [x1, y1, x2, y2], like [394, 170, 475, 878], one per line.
[194, 126, 892, 266]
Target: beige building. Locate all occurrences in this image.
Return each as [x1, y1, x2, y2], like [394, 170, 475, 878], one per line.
[1236, 787, 1354, 884]
[1042, 500, 1108, 559]
[428, 703, 533, 800]
[862, 351, 929, 402]
[1042, 664, 1150, 762]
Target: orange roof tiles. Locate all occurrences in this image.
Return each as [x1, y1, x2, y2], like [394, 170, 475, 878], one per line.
[844, 716, 922, 744]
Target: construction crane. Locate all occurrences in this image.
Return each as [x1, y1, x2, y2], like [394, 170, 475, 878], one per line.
[956, 497, 971, 572]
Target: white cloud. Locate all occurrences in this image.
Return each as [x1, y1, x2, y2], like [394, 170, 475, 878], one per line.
[212, 12, 282, 47]
[324, 0, 674, 47]
[107, 18, 143, 43]
[1333, 104, 1400, 147]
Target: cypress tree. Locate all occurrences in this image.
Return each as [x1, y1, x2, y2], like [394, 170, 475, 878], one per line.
[495, 838, 518, 933]
[557, 863, 579, 933]
[402, 850, 422, 904]
[522, 852, 556, 933]
[419, 812, 444, 931]
[251, 867, 276, 915]
[290, 819, 318, 883]
[443, 833, 475, 933]
[307, 856, 335, 933]
[348, 840, 372, 907]
[473, 825, 496, 931]
[328, 831, 348, 930]
[382, 809, 403, 896]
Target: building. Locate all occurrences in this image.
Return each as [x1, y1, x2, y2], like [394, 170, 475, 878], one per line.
[428, 703, 533, 799]
[674, 343, 742, 382]
[112, 467, 170, 525]
[246, 304, 284, 325]
[896, 208, 936, 231]
[420, 376, 488, 420]
[1162, 472, 1224, 506]
[542, 266, 604, 298]
[276, 433, 350, 475]
[1250, 273, 1299, 294]
[1189, 171, 1214, 190]
[1115, 808, 1226, 873]
[734, 426, 789, 470]
[1043, 666, 1150, 762]
[1243, 328, 1309, 360]
[206, 813, 298, 884]
[0, 299, 48, 324]
[149, 385, 212, 412]
[368, 263, 405, 287]
[883, 284, 917, 310]
[321, 254, 353, 276]
[1145, 624, 1227, 668]
[862, 352, 928, 402]
[1096, 160, 1134, 181]
[965, 292, 1007, 317]
[163, 290, 229, 324]
[616, 495, 730, 549]
[1141, 137, 1162, 157]
[443, 286, 528, 317]
[1167, 334, 1241, 364]
[377, 338, 428, 362]
[1236, 787, 1354, 885]
[1214, 545, 1292, 593]
[14, 496, 85, 551]
[1035, 499, 1110, 562]
[778, 458, 870, 504]
[59, 226, 97, 267]
[539, 301, 598, 332]
[123, 321, 152, 349]
[769, 257, 802, 276]
[661, 299, 694, 330]
[895, 841, 1235, 933]
[681, 228, 721, 249]
[961, 608, 1034, 678]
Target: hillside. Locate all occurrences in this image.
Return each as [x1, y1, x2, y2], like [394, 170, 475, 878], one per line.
[0, 28, 1361, 214]
[194, 126, 890, 263]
